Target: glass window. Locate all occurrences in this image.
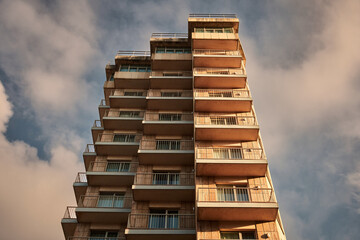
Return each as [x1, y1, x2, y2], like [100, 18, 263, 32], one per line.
[106, 162, 130, 172]
[156, 140, 181, 150]
[161, 91, 181, 97]
[217, 185, 249, 202]
[97, 193, 124, 208]
[152, 171, 180, 185]
[120, 65, 129, 72]
[90, 230, 118, 240]
[220, 231, 256, 239]
[159, 113, 182, 121]
[195, 28, 204, 33]
[119, 111, 140, 117]
[149, 209, 179, 229]
[156, 47, 165, 53]
[113, 134, 135, 142]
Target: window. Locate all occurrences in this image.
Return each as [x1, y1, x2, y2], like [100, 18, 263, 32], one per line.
[113, 134, 136, 142]
[155, 47, 191, 54]
[119, 65, 151, 72]
[213, 148, 242, 159]
[161, 91, 182, 97]
[148, 209, 179, 229]
[195, 27, 233, 33]
[152, 171, 180, 185]
[159, 113, 182, 121]
[119, 111, 140, 118]
[220, 231, 256, 239]
[108, 73, 114, 81]
[124, 91, 144, 96]
[97, 193, 124, 208]
[156, 140, 181, 150]
[106, 162, 130, 172]
[217, 185, 249, 202]
[90, 230, 118, 240]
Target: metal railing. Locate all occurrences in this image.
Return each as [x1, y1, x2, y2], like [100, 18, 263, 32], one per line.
[196, 147, 264, 160]
[63, 206, 76, 219]
[198, 187, 275, 203]
[88, 161, 138, 172]
[68, 238, 124, 240]
[193, 49, 241, 56]
[151, 71, 192, 77]
[104, 109, 144, 118]
[111, 89, 147, 97]
[151, 33, 188, 39]
[93, 120, 102, 128]
[75, 172, 87, 183]
[84, 144, 95, 153]
[144, 112, 193, 121]
[96, 133, 142, 143]
[139, 139, 194, 150]
[127, 214, 195, 229]
[116, 50, 150, 56]
[147, 90, 193, 97]
[194, 67, 245, 75]
[99, 99, 108, 106]
[189, 14, 237, 18]
[195, 115, 257, 126]
[194, 89, 250, 98]
[134, 172, 194, 185]
[78, 195, 132, 208]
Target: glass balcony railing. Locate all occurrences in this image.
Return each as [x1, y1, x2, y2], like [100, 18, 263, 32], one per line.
[189, 14, 237, 18]
[96, 133, 142, 143]
[151, 33, 188, 39]
[88, 161, 138, 173]
[84, 144, 95, 153]
[74, 172, 87, 183]
[116, 51, 150, 57]
[63, 206, 77, 219]
[127, 213, 195, 229]
[111, 89, 147, 97]
[104, 110, 144, 119]
[193, 49, 241, 56]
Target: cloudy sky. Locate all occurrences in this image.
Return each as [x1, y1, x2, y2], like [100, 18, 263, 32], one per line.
[0, 0, 359, 239]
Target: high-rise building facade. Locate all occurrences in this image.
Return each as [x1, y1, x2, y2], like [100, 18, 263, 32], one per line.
[62, 14, 286, 240]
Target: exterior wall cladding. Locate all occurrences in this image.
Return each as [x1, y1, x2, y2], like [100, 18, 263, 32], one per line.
[61, 14, 287, 240]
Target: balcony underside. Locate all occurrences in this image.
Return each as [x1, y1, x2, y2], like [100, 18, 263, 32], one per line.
[86, 172, 136, 186]
[192, 39, 238, 50]
[195, 99, 252, 112]
[138, 151, 194, 165]
[146, 98, 193, 111]
[132, 185, 195, 201]
[76, 208, 131, 224]
[103, 118, 143, 131]
[193, 56, 242, 68]
[125, 229, 196, 240]
[194, 75, 246, 89]
[95, 143, 139, 156]
[197, 202, 278, 221]
[143, 122, 194, 135]
[196, 159, 268, 177]
[114, 79, 149, 89]
[61, 219, 77, 240]
[83, 153, 96, 170]
[195, 126, 259, 141]
[109, 97, 146, 108]
[73, 183, 87, 202]
[150, 77, 192, 90]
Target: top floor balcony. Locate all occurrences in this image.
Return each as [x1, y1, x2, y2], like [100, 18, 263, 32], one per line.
[115, 51, 151, 65]
[150, 71, 192, 89]
[193, 49, 243, 68]
[151, 33, 188, 42]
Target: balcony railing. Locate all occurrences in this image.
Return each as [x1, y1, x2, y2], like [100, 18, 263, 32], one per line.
[68, 238, 124, 240]
[134, 173, 194, 185]
[111, 89, 147, 97]
[75, 172, 87, 183]
[88, 161, 138, 172]
[189, 14, 237, 18]
[194, 89, 250, 98]
[151, 71, 192, 77]
[116, 50, 150, 56]
[196, 147, 264, 160]
[139, 139, 194, 150]
[96, 133, 142, 143]
[84, 144, 95, 153]
[194, 68, 244, 75]
[104, 109, 145, 118]
[127, 214, 195, 229]
[198, 187, 275, 203]
[144, 112, 193, 121]
[63, 206, 76, 219]
[195, 115, 257, 126]
[78, 195, 132, 208]
[99, 99, 108, 106]
[93, 120, 102, 128]
[151, 33, 188, 39]
[193, 49, 241, 56]
[147, 90, 193, 98]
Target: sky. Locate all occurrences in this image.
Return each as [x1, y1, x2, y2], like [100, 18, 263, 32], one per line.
[0, 0, 359, 239]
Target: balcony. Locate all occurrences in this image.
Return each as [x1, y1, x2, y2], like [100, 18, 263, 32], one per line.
[194, 89, 252, 112]
[114, 67, 150, 89]
[195, 114, 259, 141]
[151, 33, 188, 42]
[115, 51, 151, 65]
[73, 172, 87, 201]
[193, 67, 247, 88]
[94, 133, 141, 156]
[146, 90, 193, 111]
[126, 214, 196, 240]
[191, 31, 239, 50]
[197, 187, 278, 221]
[91, 120, 103, 143]
[61, 206, 77, 239]
[99, 99, 110, 119]
[143, 112, 193, 135]
[138, 139, 194, 165]
[132, 173, 195, 201]
[83, 144, 96, 171]
[151, 48, 192, 71]
[76, 195, 132, 224]
[109, 90, 147, 108]
[196, 147, 267, 177]
[150, 71, 192, 89]
[103, 110, 144, 131]
[193, 49, 243, 68]
[87, 161, 138, 186]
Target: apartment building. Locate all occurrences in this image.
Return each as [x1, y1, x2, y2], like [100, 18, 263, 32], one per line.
[61, 14, 287, 240]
